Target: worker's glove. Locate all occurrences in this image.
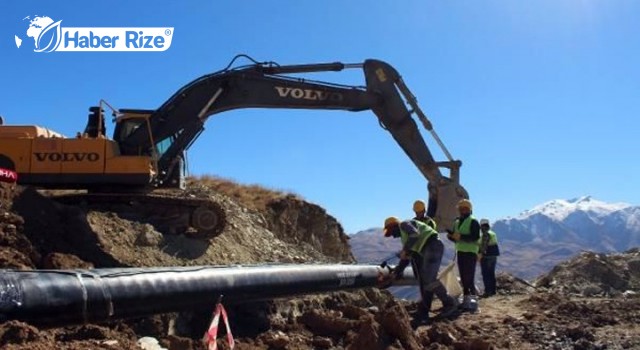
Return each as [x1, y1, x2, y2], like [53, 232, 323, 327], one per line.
[447, 232, 461, 241]
[377, 271, 395, 289]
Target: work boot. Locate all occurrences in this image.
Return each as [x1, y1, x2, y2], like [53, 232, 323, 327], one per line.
[462, 295, 479, 313]
[437, 297, 460, 319]
[410, 303, 430, 328]
[410, 314, 431, 328]
[461, 295, 471, 310]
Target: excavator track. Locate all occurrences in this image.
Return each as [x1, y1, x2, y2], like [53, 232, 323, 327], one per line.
[52, 193, 226, 240]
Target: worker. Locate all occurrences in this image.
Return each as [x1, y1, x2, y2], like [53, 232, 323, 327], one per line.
[412, 199, 437, 230]
[479, 219, 500, 297]
[383, 217, 458, 326]
[447, 199, 480, 308]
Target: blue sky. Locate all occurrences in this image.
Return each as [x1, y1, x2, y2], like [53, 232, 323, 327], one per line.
[1, 1, 639, 233]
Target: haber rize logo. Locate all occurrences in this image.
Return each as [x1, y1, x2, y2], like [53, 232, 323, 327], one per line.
[14, 15, 174, 53]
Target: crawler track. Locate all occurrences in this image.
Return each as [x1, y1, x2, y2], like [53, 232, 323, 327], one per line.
[53, 192, 226, 240]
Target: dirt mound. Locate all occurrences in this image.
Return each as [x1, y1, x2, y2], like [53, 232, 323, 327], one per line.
[496, 272, 537, 295]
[0, 186, 39, 270]
[8, 184, 351, 269]
[535, 249, 640, 297]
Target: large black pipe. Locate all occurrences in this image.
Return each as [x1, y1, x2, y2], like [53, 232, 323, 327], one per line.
[0, 264, 399, 327]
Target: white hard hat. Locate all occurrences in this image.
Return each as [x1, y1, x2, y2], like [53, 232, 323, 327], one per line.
[480, 219, 490, 226]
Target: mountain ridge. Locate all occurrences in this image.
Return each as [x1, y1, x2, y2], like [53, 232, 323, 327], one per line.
[350, 196, 640, 280]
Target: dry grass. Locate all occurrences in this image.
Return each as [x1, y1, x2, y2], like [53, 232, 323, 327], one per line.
[188, 175, 302, 211]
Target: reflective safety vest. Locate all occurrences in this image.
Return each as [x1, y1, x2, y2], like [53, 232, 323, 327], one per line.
[482, 230, 500, 256]
[486, 230, 498, 246]
[454, 216, 479, 254]
[399, 220, 438, 254]
[414, 216, 437, 230]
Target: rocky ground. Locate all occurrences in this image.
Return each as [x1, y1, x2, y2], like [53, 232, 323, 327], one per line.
[0, 180, 639, 349]
[535, 249, 640, 298]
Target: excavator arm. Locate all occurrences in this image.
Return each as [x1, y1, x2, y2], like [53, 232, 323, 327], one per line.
[115, 56, 468, 230]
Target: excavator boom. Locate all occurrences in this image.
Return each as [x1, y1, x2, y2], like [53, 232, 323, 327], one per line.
[115, 56, 468, 230]
[0, 55, 468, 234]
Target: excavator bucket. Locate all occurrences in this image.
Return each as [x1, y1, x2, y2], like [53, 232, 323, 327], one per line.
[432, 180, 469, 233]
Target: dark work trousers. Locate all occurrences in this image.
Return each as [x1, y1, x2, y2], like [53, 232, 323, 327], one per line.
[457, 252, 478, 296]
[411, 238, 455, 314]
[481, 256, 498, 295]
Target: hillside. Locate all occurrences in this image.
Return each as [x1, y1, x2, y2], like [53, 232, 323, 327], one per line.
[1, 183, 639, 349]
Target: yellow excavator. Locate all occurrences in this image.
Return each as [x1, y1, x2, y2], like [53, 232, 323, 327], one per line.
[0, 55, 468, 237]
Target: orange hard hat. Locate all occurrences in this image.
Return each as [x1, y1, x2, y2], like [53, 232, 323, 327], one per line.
[457, 199, 472, 211]
[413, 200, 426, 212]
[383, 216, 400, 237]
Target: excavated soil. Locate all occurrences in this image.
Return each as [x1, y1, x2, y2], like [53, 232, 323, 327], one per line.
[535, 249, 640, 297]
[1, 181, 640, 349]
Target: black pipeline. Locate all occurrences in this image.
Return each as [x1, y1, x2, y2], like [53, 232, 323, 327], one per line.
[0, 264, 399, 327]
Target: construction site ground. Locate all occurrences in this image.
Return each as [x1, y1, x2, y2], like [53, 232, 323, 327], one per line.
[0, 180, 639, 349]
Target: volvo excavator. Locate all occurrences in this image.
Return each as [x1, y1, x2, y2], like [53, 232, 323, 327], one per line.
[0, 55, 468, 238]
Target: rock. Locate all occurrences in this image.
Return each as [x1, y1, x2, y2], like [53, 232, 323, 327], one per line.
[496, 273, 536, 295]
[376, 299, 421, 350]
[162, 335, 193, 350]
[628, 260, 640, 277]
[0, 246, 35, 269]
[427, 324, 457, 346]
[299, 309, 359, 336]
[562, 325, 595, 341]
[347, 316, 384, 350]
[312, 336, 333, 349]
[260, 330, 290, 349]
[0, 320, 42, 345]
[42, 252, 94, 269]
[339, 304, 370, 320]
[136, 224, 163, 246]
[581, 284, 603, 297]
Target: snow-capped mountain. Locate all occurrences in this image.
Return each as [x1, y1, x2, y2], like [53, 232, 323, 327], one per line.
[496, 196, 640, 252]
[516, 196, 630, 222]
[350, 196, 640, 280]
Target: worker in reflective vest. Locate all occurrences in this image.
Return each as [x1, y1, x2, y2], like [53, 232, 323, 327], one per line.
[447, 199, 480, 304]
[479, 218, 500, 297]
[384, 217, 458, 326]
[412, 199, 437, 230]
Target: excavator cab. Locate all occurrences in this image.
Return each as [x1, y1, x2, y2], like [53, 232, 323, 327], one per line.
[112, 108, 186, 189]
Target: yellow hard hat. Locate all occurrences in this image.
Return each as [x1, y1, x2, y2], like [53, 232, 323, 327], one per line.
[383, 216, 400, 236]
[457, 199, 473, 211]
[413, 200, 426, 212]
